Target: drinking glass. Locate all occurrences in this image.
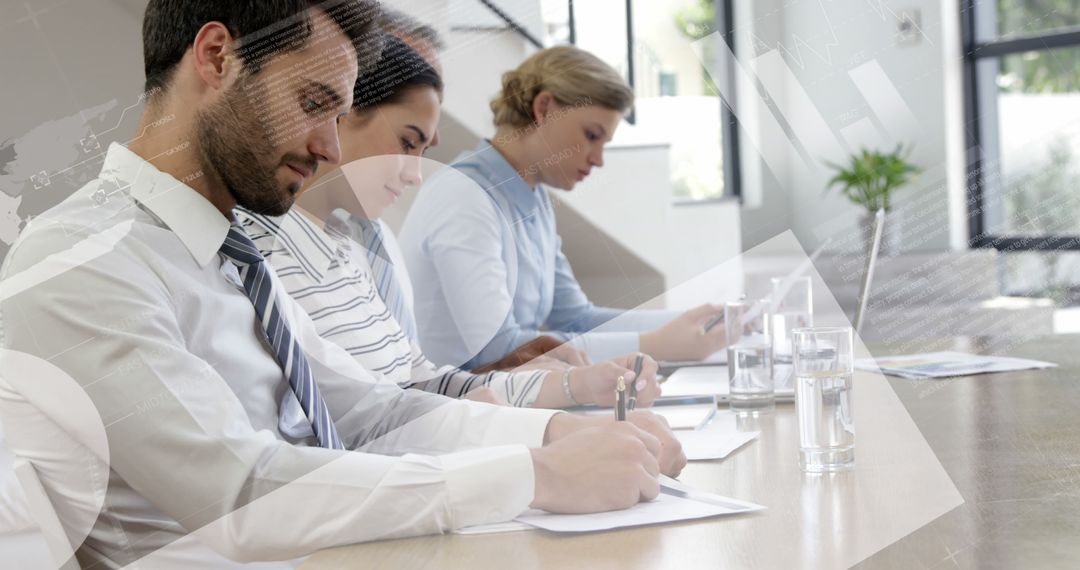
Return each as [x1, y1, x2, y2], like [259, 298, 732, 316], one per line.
[725, 299, 774, 414]
[793, 327, 855, 472]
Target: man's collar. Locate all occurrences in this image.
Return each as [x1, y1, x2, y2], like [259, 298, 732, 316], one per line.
[105, 143, 230, 267]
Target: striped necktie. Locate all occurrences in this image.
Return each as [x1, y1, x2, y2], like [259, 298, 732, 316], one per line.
[342, 214, 418, 343]
[219, 222, 344, 450]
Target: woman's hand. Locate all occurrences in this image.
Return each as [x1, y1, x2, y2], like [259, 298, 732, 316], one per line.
[570, 353, 661, 408]
[639, 304, 727, 361]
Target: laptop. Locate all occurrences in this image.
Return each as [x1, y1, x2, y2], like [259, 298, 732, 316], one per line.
[853, 208, 885, 335]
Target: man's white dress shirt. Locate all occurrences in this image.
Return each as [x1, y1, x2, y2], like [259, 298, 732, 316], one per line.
[0, 143, 556, 569]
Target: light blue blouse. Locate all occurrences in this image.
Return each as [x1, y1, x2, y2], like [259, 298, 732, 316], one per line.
[399, 140, 676, 369]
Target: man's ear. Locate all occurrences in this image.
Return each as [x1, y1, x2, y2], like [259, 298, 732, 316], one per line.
[191, 22, 237, 91]
[532, 91, 556, 126]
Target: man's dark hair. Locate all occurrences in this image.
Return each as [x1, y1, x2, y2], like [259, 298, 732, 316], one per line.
[352, 34, 442, 113]
[142, 0, 383, 95]
[377, 7, 445, 51]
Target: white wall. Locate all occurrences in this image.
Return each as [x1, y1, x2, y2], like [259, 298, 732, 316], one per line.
[0, 0, 147, 258]
[395, 0, 535, 147]
[0, 1, 144, 140]
[736, 0, 961, 254]
[439, 29, 533, 140]
[733, 0, 792, 253]
[557, 143, 743, 310]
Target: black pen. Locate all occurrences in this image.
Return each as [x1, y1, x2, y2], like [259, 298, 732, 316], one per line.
[628, 354, 643, 411]
[703, 312, 725, 333]
[615, 375, 627, 421]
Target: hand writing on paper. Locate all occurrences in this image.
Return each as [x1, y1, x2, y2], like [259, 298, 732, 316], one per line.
[530, 424, 661, 513]
[541, 412, 685, 478]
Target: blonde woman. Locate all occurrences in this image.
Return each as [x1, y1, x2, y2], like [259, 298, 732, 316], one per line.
[399, 46, 728, 370]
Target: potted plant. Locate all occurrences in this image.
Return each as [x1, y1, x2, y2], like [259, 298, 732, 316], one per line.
[826, 145, 920, 255]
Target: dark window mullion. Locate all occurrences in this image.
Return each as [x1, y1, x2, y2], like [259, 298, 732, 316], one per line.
[962, 0, 985, 244]
[963, 0, 1080, 250]
[971, 235, 1080, 252]
[971, 27, 1080, 60]
[717, 0, 740, 199]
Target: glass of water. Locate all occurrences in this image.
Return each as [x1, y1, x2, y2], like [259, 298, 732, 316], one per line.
[725, 299, 774, 414]
[793, 327, 855, 472]
[770, 276, 813, 389]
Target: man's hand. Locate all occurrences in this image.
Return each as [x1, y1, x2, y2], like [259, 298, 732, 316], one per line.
[530, 425, 660, 513]
[626, 410, 686, 478]
[542, 412, 686, 478]
[639, 304, 726, 361]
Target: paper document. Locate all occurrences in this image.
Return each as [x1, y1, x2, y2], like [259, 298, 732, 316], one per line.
[663, 366, 795, 400]
[457, 479, 764, 535]
[566, 395, 718, 430]
[454, 520, 532, 535]
[658, 349, 727, 375]
[856, 351, 1057, 379]
[676, 412, 759, 461]
[651, 395, 717, 429]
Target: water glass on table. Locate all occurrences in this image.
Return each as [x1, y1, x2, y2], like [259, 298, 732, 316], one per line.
[725, 299, 775, 415]
[769, 276, 813, 389]
[792, 327, 855, 472]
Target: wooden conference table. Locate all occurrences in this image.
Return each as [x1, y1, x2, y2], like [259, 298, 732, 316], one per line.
[304, 335, 1080, 569]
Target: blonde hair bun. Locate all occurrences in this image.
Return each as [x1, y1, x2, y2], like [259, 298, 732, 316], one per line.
[490, 46, 634, 129]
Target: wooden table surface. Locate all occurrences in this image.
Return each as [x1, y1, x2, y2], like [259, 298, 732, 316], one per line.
[304, 335, 1080, 569]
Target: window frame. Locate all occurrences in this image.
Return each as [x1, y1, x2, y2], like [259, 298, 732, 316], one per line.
[962, 0, 1080, 251]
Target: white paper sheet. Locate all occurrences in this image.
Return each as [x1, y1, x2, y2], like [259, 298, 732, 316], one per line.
[675, 412, 759, 461]
[662, 366, 795, 400]
[855, 351, 1057, 379]
[455, 480, 764, 535]
[515, 492, 752, 533]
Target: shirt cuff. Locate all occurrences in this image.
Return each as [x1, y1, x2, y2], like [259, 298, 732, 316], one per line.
[478, 407, 559, 448]
[440, 444, 535, 529]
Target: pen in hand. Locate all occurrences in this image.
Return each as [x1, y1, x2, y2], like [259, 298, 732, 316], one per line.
[703, 312, 725, 333]
[628, 354, 643, 411]
[615, 375, 627, 421]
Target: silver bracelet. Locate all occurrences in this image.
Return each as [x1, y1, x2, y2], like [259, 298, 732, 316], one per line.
[562, 366, 581, 406]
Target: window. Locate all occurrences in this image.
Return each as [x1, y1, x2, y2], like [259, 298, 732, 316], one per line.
[963, 0, 1080, 301]
[964, 0, 1080, 247]
[540, 0, 741, 201]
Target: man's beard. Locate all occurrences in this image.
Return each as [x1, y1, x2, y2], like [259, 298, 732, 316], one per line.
[195, 76, 314, 217]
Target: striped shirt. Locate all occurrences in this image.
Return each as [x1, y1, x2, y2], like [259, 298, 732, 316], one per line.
[235, 207, 550, 407]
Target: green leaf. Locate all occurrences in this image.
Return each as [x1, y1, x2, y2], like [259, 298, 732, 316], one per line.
[823, 144, 920, 213]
